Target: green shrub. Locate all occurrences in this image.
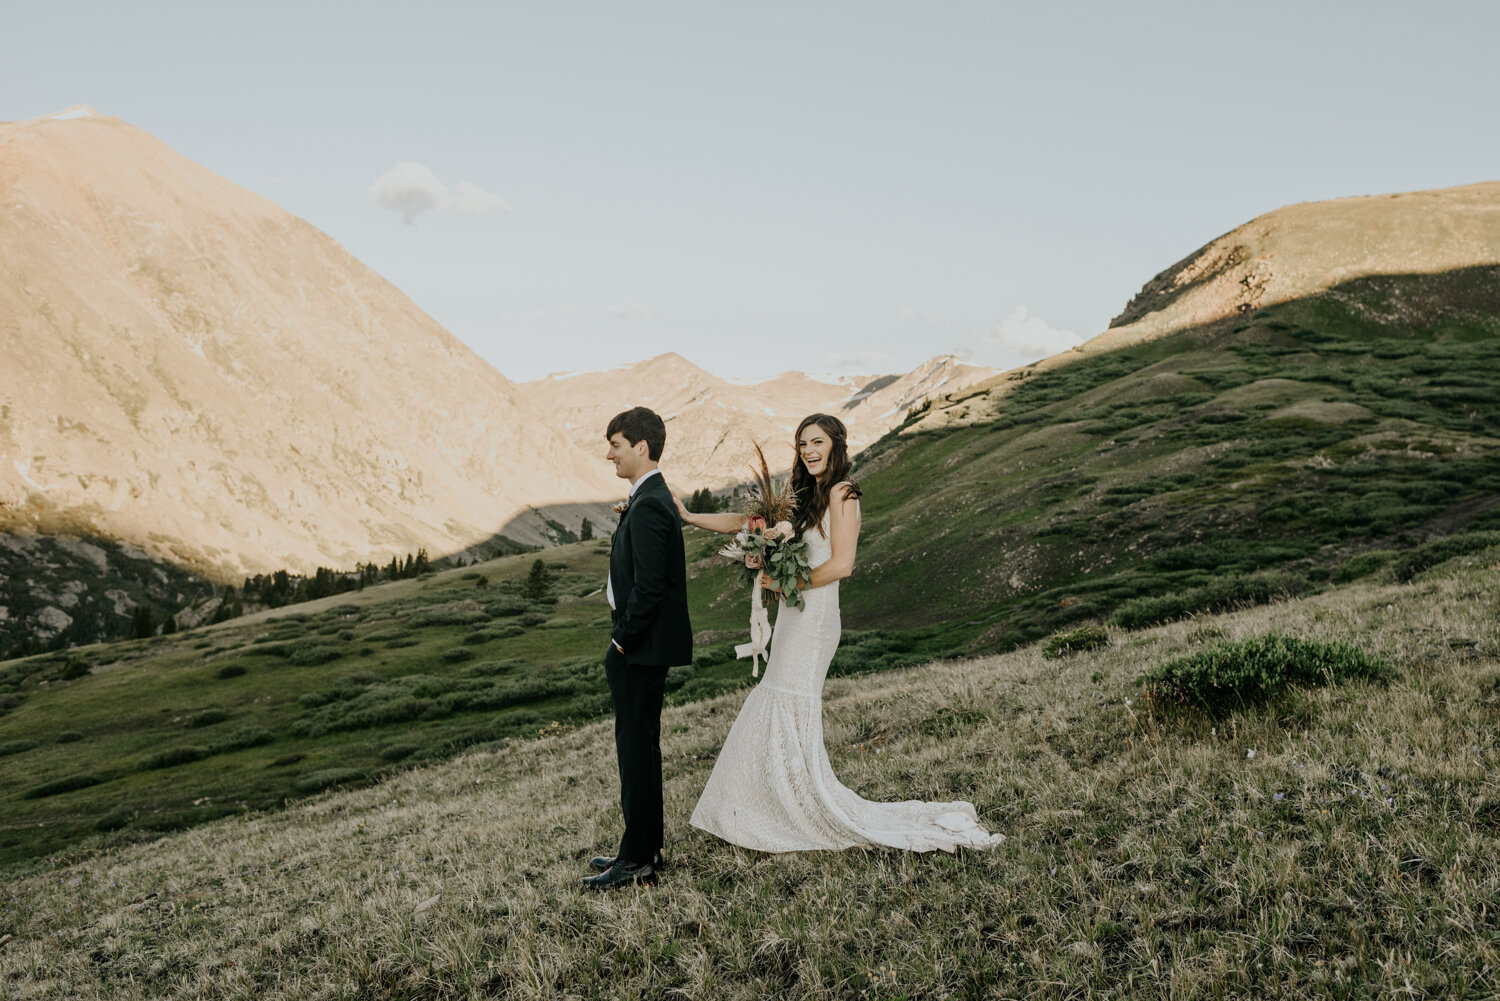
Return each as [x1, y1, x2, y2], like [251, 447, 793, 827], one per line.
[1041, 625, 1110, 659]
[1333, 550, 1398, 583]
[362, 629, 414, 642]
[187, 709, 230, 728]
[24, 773, 106, 799]
[216, 663, 248, 679]
[1112, 572, 1307, 630]
[293, 768, 366, 793]
[209, 728, 274, 753]
[95, 805, 134, 832]
[442, 648, 476, 663]
[1389, 532, 1500, 581]
[409, 609, 488, 628]
[287, 643, 344, 667]
[467, 659, 522, 677]
[519, 612, 548, 628]
[0, 739, 39, 757]
[59, 657, 90, 680]
[138, 746, 210, 771]
[384, 638, 421, 649]
[485, 596, 529, 617]
[379, 743, 419, 761]
[1142, 634, 1393, 714]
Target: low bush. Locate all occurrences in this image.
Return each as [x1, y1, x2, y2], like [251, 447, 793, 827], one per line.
[409, 608, 488, 628]
[138, 746, 210, 771]
[1389, 531, 1500, 581]
[0, 739, 39, 757]
[379, 743, 419, 761]
[519, 612, 548, 627]
[384, 637, 421, 649]
[187, 709, 230, 728]
[56, 730, 85, 743]
[216, 663, 248, 679]
[362, 629, 414, 642]
[485, 596, 529, 617]
[1041, 625, 1110, 659]
[467, 659, 522, 677]
[24, 773, 106, 799]
[94, 805, 134, 832]
[1112, 572, 1307, 630]
[287, 643, 344, 667]
[209, 728, 274, 753]
[441, 648, 476, 663]
[1333, 549, 1398, 583]
[1142, 634, 1393, 714]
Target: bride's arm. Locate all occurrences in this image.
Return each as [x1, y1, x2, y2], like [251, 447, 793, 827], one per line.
[674, 496, 748, 535]
[805, 485, 860, 588]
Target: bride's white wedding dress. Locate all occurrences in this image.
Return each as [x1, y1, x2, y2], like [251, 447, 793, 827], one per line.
[690, 500, 1004, 853]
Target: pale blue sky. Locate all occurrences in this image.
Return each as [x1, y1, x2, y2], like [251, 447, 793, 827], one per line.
[5, 2, 1497, 381]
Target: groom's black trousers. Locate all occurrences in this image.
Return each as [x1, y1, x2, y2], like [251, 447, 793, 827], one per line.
[605, 644, 669, 865]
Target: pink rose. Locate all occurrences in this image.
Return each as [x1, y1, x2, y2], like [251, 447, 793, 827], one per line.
[762, 524, 782, 541]
[745, 553, 763, 569]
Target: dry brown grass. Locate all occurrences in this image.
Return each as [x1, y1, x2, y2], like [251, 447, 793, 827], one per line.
[2, 552, 1498, 999]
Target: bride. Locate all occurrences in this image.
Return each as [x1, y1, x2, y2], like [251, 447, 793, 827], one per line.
[675, 413, 1004, 854]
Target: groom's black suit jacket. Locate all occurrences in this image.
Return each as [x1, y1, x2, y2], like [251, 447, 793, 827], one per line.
[609, 473, 693, 667]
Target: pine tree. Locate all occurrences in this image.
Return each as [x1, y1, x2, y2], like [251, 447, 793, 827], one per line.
[128, 605, 154, 640]
[523, 558, 552, 602]
[580, 518, 594, 541]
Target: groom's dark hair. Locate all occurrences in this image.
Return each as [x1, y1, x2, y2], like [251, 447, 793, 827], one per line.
[606, 407, 666, 461]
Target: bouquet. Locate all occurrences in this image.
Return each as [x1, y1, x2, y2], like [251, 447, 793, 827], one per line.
[719, 444, 812, 675]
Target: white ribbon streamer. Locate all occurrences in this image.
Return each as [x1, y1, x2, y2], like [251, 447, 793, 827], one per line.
[734, 585, 773, 676]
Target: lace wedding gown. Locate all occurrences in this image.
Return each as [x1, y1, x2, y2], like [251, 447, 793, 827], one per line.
[690, 502, 1005, 854]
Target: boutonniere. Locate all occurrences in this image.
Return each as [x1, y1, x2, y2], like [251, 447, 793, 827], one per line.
[612, 499, 629, 517]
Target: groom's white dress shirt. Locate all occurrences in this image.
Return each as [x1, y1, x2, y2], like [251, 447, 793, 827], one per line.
[606, 467, 662, 611]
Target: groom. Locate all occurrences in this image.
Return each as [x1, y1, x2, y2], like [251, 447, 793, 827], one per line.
[581, 406, 693, 891]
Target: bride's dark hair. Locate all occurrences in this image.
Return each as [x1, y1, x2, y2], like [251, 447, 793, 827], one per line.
[790, 413, 862, 537]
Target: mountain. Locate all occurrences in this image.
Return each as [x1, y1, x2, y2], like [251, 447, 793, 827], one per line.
[0, 107, 619, 646]
[907, 180, 1500, 433]
[836, 181, 1500, 649]
[518, 352, 995, 490]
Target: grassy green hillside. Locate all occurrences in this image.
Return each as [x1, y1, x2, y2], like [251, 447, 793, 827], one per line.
[838, 269, 1500, 650]
[0, 544, 751, 869]
[1, 544, 1495, 999]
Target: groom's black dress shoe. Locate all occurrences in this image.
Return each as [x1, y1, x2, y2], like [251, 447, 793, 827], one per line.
[580, 859, 658, 891]
[588, 851, 665, 873]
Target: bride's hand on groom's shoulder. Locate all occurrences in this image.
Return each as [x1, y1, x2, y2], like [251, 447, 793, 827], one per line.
[673, 494, 689, 521]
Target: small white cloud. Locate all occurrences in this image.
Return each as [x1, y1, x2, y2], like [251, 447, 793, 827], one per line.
[977, 306, 1083, 360]
[368, 163, 511, 224]
[369, 162, 449, 224]
[449, 180, 512, 216]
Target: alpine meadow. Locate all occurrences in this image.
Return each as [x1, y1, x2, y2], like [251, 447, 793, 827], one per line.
[2, 163, 1500, 997]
